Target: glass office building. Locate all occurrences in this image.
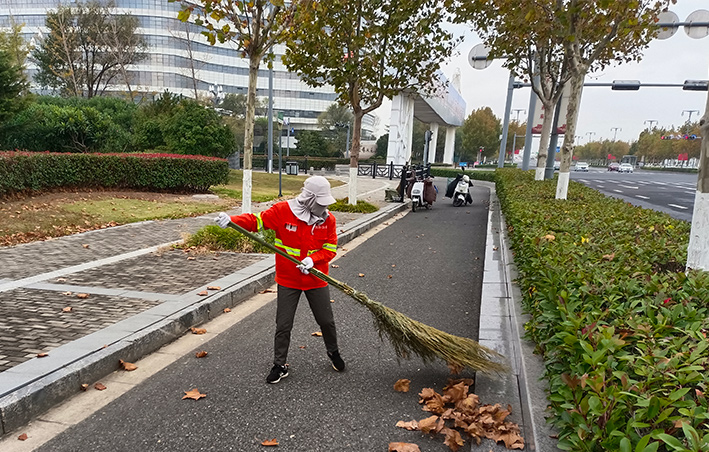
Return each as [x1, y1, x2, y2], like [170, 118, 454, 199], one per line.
[0, 0, 377, 136]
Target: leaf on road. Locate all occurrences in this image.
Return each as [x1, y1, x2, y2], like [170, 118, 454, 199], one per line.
[37, 353, 48, 358]
[195, 351, 208, 358]
[261, 438, 279, 446]
[82, 244, 90, 249]
[395, 420, 419, 431]
[331, 264, 339, 268]
[62, 291, 72, 296]
[388, 442, 421, 452]
[223, 308, 231, 313]
[76, 293, 89, 299]
[259, 289, 276, 293]
[442, 428, 465, 451]
[207, 286, 221, 290]
[311, 331, 323, 337]
[94, 382, 107, 391]
[18, 433, 28, 441]
[62, 306, 72, 312]
[191, 327, 207, 335]
[388, 275, 393, 279]
[394, 379, 410, 393]
[182, 388, 206, 401]
[187, 257, 195, 260]
[119, 359, 137, 371]
[197, 290, 208, 296]
[299, 345, 307, 349]
[418, 415, 439, 434]
[80, 384, 89, 391]
[358, 273, 365, 277]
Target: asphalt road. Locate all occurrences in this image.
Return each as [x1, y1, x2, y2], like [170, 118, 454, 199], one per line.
[570, 168, 698, 221]
[35, 182, 490, 452]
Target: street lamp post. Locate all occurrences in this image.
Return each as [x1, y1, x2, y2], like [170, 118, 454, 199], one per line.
[644, 119, 658, 129]
[586, 131, 596, 142]
[208, 84, 223, 107]
[511, 108, 526, 123]
[611, 127, 622, 141]
[683, 109, 700, 123]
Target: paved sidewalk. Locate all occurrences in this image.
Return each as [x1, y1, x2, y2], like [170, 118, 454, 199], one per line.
[0, 175, 401, 435]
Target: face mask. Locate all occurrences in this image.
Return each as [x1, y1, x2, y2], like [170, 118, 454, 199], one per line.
[311, 203, 327, 217]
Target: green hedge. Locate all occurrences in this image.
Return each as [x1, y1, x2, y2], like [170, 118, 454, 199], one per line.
[0, 151, 229, 196]
[495, 168, 709, 451]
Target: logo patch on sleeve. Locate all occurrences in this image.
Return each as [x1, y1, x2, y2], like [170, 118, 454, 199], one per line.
[285, 223, 297, 232]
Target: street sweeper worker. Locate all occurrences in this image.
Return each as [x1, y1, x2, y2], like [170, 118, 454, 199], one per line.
[214, 175, 345, 384]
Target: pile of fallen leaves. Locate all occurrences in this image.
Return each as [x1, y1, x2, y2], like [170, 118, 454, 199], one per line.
[392, 379, 524, 451]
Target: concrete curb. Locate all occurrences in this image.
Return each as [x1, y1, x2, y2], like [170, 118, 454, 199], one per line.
[0, 201, 410, 437]
[474, 181, 559, 451]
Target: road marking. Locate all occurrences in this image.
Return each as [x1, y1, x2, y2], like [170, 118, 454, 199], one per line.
[619, 185, 638, 189]
[597, 185, 605, 188]
[668, 203, 689, 210]
[636, 195, 650, 200]
[613, 189, 623, 193]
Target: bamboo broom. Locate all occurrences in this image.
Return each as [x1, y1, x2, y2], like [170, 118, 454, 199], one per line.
[227, 221, 508, 375]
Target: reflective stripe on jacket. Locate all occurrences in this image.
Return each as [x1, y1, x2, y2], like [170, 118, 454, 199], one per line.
[230, 201, 337, 290]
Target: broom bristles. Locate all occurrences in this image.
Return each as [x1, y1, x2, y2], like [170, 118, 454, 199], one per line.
[227, 221, 508, 374]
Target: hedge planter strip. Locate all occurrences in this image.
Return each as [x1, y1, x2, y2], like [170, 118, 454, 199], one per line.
[0, 152, 229, 196]
[495, 168, 709, 452]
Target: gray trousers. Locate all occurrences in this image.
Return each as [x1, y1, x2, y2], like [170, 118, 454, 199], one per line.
[274, 285, 338, 366]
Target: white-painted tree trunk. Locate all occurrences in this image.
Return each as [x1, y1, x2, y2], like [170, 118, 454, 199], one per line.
[535, 167, 545, 181]
[242, 169, 252, 214]
[534, 99, 556, 181]
[687, 192, 709, 270]
[555, 171, 570, 200]
[348, 167, 358, 204]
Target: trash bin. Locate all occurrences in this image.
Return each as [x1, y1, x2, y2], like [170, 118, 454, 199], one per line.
[285, 161, 299, 175]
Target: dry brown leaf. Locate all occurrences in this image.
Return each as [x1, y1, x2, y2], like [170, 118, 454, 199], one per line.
[388, 442, 421, 452]
[182, 388, 206, 401]
[37, 353, 48, 358]
[331, 264, 340, 268]
[259, 289, 276, 293]
[442, 428, 465, 452]
[119, 359, 137, 371]
[62, 291, 72, 296]
[82, 244, 90, 249]
[418, 415, 439, 434]
[330, 299, 335, 303]
[395, 420, 419, 431]
[76, 293, 89, 299]
[261, 438, 279, 446]
[62, 306, 72, 312]
[18, 433, 28, 441]
[197, 290, 208, 296]
[191, 327, 207, 335]
[393, 379, 410, 393]
[392, 264, 396, 267]
[195, 351, 208, 358]
[94, 382, 107, 391]
[187, 257, 195, 260]
[443, 381, 468, 404]
[80, 384, 89, 391]
[311, 331, 323, 337]
[358, 273, 365, 277]
[388, 275, 393, 279]
[223, 308, 231, 313]
[207, 286, 221, 290]
[542, 234, 555, 241]
[602, 253, 615, 261]
[419, 387, 436, 402]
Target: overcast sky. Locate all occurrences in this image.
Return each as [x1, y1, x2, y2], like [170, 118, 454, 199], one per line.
[374, 0, 708, 145]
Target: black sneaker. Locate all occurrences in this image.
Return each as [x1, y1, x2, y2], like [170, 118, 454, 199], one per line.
[266, 364, 289, 384]
[327, 350, 345, 372]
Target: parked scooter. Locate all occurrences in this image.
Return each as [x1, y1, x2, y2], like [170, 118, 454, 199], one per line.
[406, 164, 436, 212]
[445, 174, 473, 207]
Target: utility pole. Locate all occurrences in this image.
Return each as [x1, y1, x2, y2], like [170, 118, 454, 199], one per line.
[611, 127, 622, 141]
[586, 131, 596, 142]
[511, 109, 526, 123]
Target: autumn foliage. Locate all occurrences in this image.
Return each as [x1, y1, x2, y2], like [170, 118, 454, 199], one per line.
[395, 379, 524, 451]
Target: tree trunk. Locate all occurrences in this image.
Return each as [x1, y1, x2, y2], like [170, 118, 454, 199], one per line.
[555, 71, 584, 200]
[348, 109, 363, 205]
[534, 99, 555, 181]
[242, 53, 260, 214]
[687, 91, 709, 270]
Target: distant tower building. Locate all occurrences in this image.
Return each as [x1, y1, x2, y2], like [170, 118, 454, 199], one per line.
[0, 0, 377, 136]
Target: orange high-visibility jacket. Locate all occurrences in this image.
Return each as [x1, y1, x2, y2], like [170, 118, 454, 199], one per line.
[230, 202, 337, 290]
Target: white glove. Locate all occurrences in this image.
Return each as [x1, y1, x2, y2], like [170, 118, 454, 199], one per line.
[297, 257, 314, 274]
[215, 212, 231, 229]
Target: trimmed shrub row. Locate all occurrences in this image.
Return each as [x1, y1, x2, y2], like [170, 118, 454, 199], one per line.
[0, 151, 229, 196]
[495, 168, 709, 451]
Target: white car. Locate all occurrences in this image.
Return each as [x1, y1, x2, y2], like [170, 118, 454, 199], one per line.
[619, 163, 634, 173]
[574, 162, 589, 172]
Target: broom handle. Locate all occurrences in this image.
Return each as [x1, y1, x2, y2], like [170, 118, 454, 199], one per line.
[226, 220, 350, 293]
